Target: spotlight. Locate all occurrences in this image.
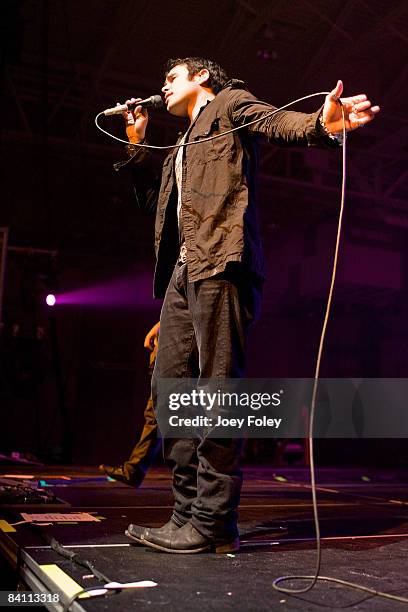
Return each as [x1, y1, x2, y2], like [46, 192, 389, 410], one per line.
[46, 294, 56, 307]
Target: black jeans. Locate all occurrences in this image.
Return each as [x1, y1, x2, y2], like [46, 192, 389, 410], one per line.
[152, 261, 261, 541]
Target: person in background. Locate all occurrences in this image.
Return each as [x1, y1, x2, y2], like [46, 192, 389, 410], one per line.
[99, 322, 160, 486]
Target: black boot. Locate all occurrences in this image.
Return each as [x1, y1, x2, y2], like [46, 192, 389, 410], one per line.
[126, 517, 182, 543]
[125, 521, 239, 554]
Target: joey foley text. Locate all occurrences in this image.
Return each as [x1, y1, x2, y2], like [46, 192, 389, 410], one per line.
[166, 388, 284, 430]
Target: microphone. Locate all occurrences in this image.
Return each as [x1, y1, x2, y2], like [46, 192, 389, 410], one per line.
[103, 95, 163, 116]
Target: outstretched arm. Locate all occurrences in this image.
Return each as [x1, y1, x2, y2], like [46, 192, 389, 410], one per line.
[228, 81, 379, 148]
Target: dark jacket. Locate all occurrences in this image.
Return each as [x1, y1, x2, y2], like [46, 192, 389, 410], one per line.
[124, 80, 339, 298]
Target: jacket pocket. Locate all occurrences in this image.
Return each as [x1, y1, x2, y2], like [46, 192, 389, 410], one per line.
[193, 118, 235, 164]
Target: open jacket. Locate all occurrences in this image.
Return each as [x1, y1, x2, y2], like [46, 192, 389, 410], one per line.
[120, 80, 339, 298]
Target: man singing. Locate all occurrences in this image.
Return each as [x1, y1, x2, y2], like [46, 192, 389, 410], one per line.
[119, 57, 379, 553]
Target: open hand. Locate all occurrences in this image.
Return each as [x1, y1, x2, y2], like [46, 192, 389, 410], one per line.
[322, 80, 380, 135]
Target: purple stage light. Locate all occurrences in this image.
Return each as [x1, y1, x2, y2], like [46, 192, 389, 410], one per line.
[46, 294, 56, 307]
[55, 273, 156, 309]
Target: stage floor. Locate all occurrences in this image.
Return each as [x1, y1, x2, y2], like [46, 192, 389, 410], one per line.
[1, 465, 408, 610]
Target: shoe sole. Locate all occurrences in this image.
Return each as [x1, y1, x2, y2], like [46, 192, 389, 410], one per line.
[125, 530, 239, 554]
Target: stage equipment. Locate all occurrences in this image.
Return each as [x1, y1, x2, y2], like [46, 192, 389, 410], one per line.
[0, 477, 65, 508]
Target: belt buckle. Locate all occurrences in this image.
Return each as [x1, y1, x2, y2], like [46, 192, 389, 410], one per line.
[179, 244, 187, 264]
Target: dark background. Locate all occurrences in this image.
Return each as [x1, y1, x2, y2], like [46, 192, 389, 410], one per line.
[0, 0, 407, 466]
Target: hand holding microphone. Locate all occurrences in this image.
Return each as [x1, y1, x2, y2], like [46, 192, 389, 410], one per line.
[103, 95, 163, 144]
[122, 98, 149, 144]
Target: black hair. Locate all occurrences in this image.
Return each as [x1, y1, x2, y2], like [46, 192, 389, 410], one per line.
[164, 57, 229, 94]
